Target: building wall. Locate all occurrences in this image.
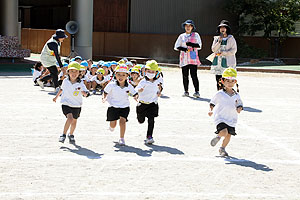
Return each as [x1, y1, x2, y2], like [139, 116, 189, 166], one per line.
[130, 0, 236, 34]
[22, 29, 300, 60]
[93, 0, 128, 32]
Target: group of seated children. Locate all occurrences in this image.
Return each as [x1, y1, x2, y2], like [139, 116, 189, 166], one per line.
[33, 56, 164, 96]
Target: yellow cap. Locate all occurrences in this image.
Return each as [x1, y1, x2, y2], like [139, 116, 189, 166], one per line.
[222, 67, 237, 80]
[131, 67, 140, 74]
[118, 60, 126, 65]
[97, 68, 105, 75]
[67, 61, 81, 71]
[80, 65, 86, 71]
[145, 60, 159, 71]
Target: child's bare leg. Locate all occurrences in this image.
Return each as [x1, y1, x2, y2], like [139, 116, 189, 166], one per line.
[69, 119, 77, 135]
[218, 128, 228, 137]
[91, 81, 97, 90]
[119, 117, 126, 138]
[222, 134, 231, 148]
[63, 113, 73, 134]
[110, 121, 117, 129]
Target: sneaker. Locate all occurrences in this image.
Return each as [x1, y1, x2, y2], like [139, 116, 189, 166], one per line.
[219, 147, 229, 157]
[37, 79, 44, 89]
[118, 138, 125, 146]
[193, 92, 200, 98]
[145, 137, 155, 144]
[68, 134, 75, 144]
[183, 91, 189, 97]
[109, 126, 115, 132]
[210, 136, 221, 147]
[99, 90, 104, 95]
[92, 90, 97, 95]
[59, 134, 66, 143]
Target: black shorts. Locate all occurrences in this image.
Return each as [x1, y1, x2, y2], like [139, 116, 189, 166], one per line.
[136, 102, 159, 119]
[215, 122, 236, 136]
[62, 105, 81, 119]
[107, 107, 130, 121]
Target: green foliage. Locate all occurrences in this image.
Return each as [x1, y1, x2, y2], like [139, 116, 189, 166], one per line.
[236, 38, 268, 58]
[226, 0, 300, 39]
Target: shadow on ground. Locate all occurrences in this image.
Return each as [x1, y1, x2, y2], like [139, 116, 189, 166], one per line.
[188, 96, 211, 102]
[222, 156, 273, 171]
[113, 142, 184, 157]
[60, 144, 103, 159]
[243, 106, 262, 113]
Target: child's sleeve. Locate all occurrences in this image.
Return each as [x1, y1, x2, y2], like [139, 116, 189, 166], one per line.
[209, 93, 219, 107]
[80, 81, 88, 92]
[61, 79, 66, 90]
[104, 82, 112, 94]
[236, 94, 243, 109]
[135, 80, 145, 92]
[129, 84, 138, 96]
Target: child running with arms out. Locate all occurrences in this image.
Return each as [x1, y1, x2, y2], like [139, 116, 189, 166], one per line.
[136, 60, 162, 144]
[53, 62, 90, 144]
[102, 65, 138, 146]
[208, 68, 243, 156]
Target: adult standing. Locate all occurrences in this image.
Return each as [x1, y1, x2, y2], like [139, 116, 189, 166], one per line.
[210, 20, 237, 90]
[39, 29, 68, 92]
[174, 19, 202, 98]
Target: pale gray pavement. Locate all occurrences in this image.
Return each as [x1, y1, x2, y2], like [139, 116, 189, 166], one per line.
[0, 68, 300, 200]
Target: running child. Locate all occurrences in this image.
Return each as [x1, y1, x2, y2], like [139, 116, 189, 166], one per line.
[208, 67, 243, 156]
[135, 60, 162, 144]
[33, 62, 46, 85]
[102, 65, 138, 146]
[53, 62, 90, 144]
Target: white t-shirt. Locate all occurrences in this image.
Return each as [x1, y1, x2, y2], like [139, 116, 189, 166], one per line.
[86, 71, 97, 82]
[32, 69, 42, 81]
[104, 81, 137, 108]
[210, 90, 243, 127]
[135, 79, 160, 103]
[91, 75, 110, 85]
[60, 78, 88, 108]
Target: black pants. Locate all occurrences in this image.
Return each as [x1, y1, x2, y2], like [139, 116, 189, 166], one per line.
[136, 103, 159, 138]
[138, 116, 155, 138]
[46, 65, 59, 88]
[181, 64, 199, 92]
[215, 75, 223, 90]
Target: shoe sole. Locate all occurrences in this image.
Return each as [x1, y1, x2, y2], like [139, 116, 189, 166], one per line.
[210, 137, 220, 147]
[37, 81, 44, 89]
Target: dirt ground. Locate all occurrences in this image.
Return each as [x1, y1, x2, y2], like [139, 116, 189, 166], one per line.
[0, 68, 300, 200]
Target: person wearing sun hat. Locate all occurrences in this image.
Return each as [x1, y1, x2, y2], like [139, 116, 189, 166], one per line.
[210, 20, 237, 90]
[208, 67, 243, 157]
[53, 61, 90, 144]
[174, 19, 202, 98]
[135, 60, 163, 144]
[103, 64, 138, 146]
[40, 29, 68, 93]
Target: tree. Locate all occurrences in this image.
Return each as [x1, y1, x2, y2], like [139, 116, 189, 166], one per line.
[226, 0, 300, 57]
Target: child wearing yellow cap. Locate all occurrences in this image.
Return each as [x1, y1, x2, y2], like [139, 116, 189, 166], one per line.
[135, 60, 163, 144]
[102, 65, 138, 146]
[129, 67, 142, 88]
[53, 62, 90, 144]
[208, 68, 243, 156]
[91, 68, 110, 95]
